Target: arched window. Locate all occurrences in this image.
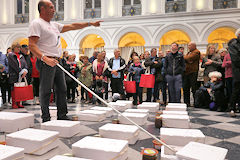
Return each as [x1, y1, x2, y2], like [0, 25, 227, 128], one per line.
[84, 0, 101, 19]
[165, 0, 187, 13]
[213, 0, 237, 9]
[50, 0, 64, 21]
[15, 0, 29, 24]
[122, 0, 142, 16]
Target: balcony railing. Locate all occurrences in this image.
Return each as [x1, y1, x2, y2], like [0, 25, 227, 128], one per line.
[15, 14, 29, 24]
[122, 4, 142, 16]
[165, 0, 186, 13]
[84, 8, 101, 19]
[213, 0, 237, 9]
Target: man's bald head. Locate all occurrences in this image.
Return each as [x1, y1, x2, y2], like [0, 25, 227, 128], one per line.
[188, 41, 196, 51]
[38, 0, 51, 14]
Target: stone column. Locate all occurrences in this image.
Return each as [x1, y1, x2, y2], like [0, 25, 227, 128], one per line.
[238, 0, 240, 8]
[29, 0, 40, 23]
[186, 0, 193, 12]
[142, 0, 165, 15]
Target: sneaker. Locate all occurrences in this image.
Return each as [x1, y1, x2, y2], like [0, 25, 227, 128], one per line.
[57, 115, 70, 121]
[230, 110, 236, 117]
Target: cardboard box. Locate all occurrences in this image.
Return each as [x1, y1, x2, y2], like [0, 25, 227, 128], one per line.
[72, 136, 128, 160]
[6, 128, 59, 155]
[160, 128, 205, 146]
[118, 112, 148, 125]
[176, 142, 228, 160]
[99, 123, 139, 144]
[77, 110, 106, 122]
[41, 120, 81, 138]
[0, 112, 34, 133]
[160, 115, 190, 128]
[90, 107, 114, 117]
[162, 111, 188, 115]
[137, 104, 159, 112]
[50, 155, 92, 160]
[0, 145, 24, 160]
[108, 102, 128, 111]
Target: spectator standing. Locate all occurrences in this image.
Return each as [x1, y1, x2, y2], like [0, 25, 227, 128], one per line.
[164, 43, 185, 103]
[183, 42, 200, 107]
[0, 64, 9, 109]
[108, 49, 126, 100]
[20, 45, 32, 84]
[158, 51, 167, 105]
[89, 50, 99, 63]
[30, 52, 40, 105]
[129, 56, 145, 105]
[202, 45, 222, 83]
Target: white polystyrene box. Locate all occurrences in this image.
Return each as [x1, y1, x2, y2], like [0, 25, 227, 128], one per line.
[99, 123, 140, 144]
[161, 146, 179, 160]
[72, 136, 128, 160]
[176, 142, 228, 160]
[0, 145, 24, 160]
[50, 155, 92, 160]
[6, 128, 59, 155]
[116, 100, 133, 109]
[168, 103, 187, 107]
[166, 105, 187, 111]
[125, 109, 150, 115]
[108, 102, 128, 111]
[160, 115, 190, 128]
[90, 106, 114, 117]
[142, 102, 159, 106]
[41, 120, 81, 138]
[118, 112, 148, 125]
[77, 110, 106, 122]
[0, 112, 34, 133]
[162, 111, 188, 115]
[160, 128, 205, 146]
[137, 104, 158, 112]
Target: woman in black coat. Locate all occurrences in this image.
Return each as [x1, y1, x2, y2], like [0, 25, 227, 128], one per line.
[8, 43, 28, 109]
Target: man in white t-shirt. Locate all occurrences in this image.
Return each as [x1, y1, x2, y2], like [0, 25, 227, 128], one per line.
[28, 0, 102, 122]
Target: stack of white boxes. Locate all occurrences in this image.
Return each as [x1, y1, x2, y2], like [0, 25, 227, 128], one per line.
[72, 136, 128, 160]
[108, 102, 128, 111]
[118, 112, 148, 125]
[77, 110, 107, 122]
[116, 100, 133, 109]
[6, 128, 59, 156]
[0, 112, 34, 133]
[125, 108, 150, 117]
[137, 102, 159, 112]
[0, 145, 24, 160]
[99, 123, 140, 144]
[90, 106, 114, 117]
[41, 120, 81, 138]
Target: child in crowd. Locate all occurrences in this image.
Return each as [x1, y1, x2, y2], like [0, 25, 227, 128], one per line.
[0, 64, 8, 109]
[128, 56, 145, 105]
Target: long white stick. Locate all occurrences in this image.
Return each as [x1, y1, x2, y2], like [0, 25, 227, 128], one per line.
[57, 63, 176, 153]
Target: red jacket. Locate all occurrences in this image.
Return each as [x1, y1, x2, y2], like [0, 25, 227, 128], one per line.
[222, 53, 232, 78]
[30, 57, 39, 78]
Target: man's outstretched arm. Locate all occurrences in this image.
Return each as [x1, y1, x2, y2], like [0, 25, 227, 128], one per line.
[61, 20, 103, 33]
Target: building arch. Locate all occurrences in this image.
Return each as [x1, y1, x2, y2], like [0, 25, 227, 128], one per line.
[112, 26, 152, 47]
[153, 24, 198, 46]
[6, 33, 28, 49]
[201, 21, 240, 42]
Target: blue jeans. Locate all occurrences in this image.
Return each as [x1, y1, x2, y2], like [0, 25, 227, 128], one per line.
[166, 74, 182, 103]
[36, 60, 68, 121]
[133, 82, 143, 104]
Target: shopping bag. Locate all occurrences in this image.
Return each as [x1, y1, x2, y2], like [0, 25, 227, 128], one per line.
[13, 77, 34, 101]
[139, 67, 155, 88]
[123, 74, 136, 93]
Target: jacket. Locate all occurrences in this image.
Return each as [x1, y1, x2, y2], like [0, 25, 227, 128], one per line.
[78, 63, 93, 87]
[108, 57, 126, 79]
[8, 52, 28, 84]
[164, 52, 185, 76]
[0, 52, 8, 73]
[128, 63, 145, 83]
[21, 53, 32, 84]
[144, 56, 163, 82]
[184, 49, 200, 75]
[92, 59, 109, 79]
[228, 38, 240, 81]
[222, 53, 232, 79]
[201, 53, 222, 77]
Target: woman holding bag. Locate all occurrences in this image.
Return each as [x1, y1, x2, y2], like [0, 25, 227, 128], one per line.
[8, 43, 28, 109]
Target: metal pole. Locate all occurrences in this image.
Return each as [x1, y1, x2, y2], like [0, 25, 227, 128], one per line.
[57, 63, 176, 153]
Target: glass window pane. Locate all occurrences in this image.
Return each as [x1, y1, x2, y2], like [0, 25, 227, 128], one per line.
[17, 0, 22, 14]
[50, 0, 56, 8]
[134, 0, 141, 4]
[58, 0, 64, 12]
[24, 0, 29, 13]
[95, 0, 101, 8]
[86, 0, 92, 8]
[124, 0, 131, 5]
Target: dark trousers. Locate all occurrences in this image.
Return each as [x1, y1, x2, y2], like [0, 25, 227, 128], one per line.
[32, 77, 40, 97]
[0, 83, 8, 104]
[133, 82, 143, 105]
[104, 82, 108, 100]
[81, 87, 89, 100]
[111, 78, 125, 99]
[36, 60, 68, 121]
[67, 81, 76, 101]
[166, 74, 182, 103]
[157, 80, 167, 103]
[230, 80, 240, 112]
[183, 72, 198, 106]
[225, 77, 233, 103]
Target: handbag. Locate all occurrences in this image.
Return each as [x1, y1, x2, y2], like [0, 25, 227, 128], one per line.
[13, 77, 34, 101]
[139, 67, 155, 88]
[123, 73, 136, 93]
